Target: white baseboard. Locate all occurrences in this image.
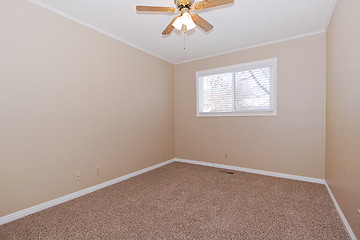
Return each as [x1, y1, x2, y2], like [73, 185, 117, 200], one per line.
[325, 182, 357, 240]
[0, 159, 175, 226]
[1, 158, 356, 240]
[174, 158, 325, 184]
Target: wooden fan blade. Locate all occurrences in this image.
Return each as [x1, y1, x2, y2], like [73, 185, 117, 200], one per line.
[194, 0, 234, 10]
[136, 6, 175, 12]
[191, 14, 214, 32]
[162, 16, 179, 35]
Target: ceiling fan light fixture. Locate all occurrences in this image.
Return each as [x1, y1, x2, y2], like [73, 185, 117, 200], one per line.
[137, 0, 231, 35]
[172, 11, 196, 31]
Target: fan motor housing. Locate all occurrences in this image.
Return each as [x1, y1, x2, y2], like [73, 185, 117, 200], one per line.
[174, 0, 194, 9]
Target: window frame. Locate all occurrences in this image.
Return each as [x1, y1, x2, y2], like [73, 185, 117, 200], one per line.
[196, 58, 278, 117]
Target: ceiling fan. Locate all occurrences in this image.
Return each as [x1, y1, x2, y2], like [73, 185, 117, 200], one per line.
[136, 0, 234, 35]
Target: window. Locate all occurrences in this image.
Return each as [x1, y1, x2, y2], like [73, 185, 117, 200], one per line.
[196, 58, 277, 117]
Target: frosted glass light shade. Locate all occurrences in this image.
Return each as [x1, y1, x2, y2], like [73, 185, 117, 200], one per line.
[172, 17, 183, 30]
[182, 12, 196, 30]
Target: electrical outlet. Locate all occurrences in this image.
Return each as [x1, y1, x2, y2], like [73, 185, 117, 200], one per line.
[224, 152, 229, 159]
[357, 209, 360, 227]
[96, 167, 100, 176]
[75, 171, 80, 181]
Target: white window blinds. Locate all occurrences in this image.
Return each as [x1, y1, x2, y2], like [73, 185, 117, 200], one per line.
[197, 58, 277, 117]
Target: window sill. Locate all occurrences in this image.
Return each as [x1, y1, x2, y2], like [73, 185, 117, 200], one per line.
[196, 111, 277, 117]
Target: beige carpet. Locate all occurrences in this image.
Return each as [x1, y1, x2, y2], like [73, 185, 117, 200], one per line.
[0, 162, 350, 239]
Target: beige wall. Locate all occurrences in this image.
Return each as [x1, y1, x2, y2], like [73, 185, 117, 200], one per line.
[326, 0, 360, 238]
[4, 1, 355, 233]
[175, 34, 326, 179]
[0, 0, 174, 217]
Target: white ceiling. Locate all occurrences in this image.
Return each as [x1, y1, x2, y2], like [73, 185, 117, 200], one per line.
[29, 0, 337, 64]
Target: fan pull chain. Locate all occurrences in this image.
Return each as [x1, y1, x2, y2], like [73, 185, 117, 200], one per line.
[182, 29, 187, 60]
[183, 28, 187, 50]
